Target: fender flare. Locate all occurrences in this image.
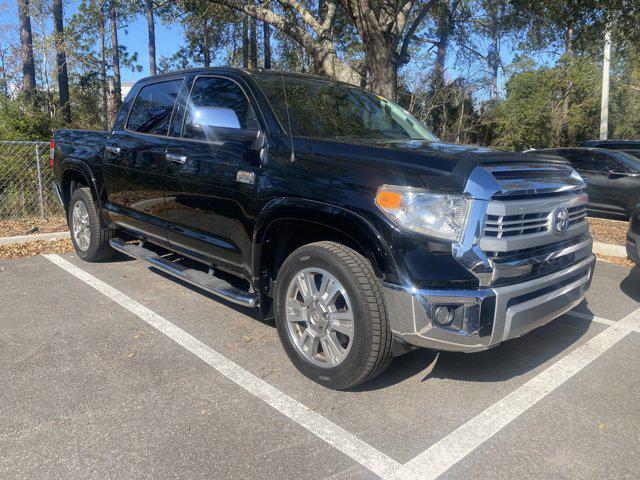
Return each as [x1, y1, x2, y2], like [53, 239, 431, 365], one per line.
[60, 160, 109, 228]
[253, 197, 399, 283]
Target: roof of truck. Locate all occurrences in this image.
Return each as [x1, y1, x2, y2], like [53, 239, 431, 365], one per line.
[134, 67, 344, 86]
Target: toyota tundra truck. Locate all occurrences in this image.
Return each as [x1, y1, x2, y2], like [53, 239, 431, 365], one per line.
[51, 68, 595, 389]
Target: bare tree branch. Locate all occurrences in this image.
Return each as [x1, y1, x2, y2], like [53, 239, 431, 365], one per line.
[399, 0, 436, 64]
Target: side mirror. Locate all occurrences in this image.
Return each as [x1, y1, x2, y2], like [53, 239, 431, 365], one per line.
[185, 106, 262, 146]
[192, 106, 241, 129]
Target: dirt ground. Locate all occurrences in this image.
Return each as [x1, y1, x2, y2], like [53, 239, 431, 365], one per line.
[0, 216, 67, 237]
[588, 217, 628, 246]
[0, 238, 74, 260]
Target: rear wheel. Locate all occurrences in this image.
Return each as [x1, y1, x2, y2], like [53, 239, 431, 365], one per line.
[274, 241, 393, 390]
[68, 187, 114, 262]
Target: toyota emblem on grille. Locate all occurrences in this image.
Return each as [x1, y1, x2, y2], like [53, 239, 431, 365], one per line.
[552, 206, 569, 235]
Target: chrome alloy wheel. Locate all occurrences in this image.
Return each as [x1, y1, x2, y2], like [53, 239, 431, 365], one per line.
[71, 200, 91, 251]
[285, 268, 355, 367]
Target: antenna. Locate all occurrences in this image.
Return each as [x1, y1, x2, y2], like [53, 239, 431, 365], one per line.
[280, 71, 296, 162]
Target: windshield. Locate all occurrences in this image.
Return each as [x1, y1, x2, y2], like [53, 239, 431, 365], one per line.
[253, 74, 437, 142]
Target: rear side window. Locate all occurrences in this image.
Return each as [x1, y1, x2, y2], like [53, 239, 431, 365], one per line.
[567, 150, 603, 171]
[127, 80, 182, 135]
[182, 76, 258, 141]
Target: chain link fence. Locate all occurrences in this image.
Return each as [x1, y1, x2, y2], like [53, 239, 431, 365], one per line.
[0, 141, 63, 221]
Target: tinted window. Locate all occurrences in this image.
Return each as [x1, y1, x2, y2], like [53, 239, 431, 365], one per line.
[127, 80, 182, 135]
[183, 76, 258, 141]
[566, 150, 605, 171]
[605, 142, 640, 150]
[254, 74, 437, 141]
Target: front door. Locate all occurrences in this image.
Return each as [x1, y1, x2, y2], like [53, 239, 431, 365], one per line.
[103, 78, 183, 244]
[164, 75, 263, 279]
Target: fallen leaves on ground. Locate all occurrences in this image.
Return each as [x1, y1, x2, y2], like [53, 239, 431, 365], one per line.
[0, 238, 74, 259]
[588, 217, 628, 246]
[0, 216, 68, 237]
[595, 252, 635, 268]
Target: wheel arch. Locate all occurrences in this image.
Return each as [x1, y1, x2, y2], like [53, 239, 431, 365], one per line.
[60, 163, 109, 228]
[253, 198, 398, 297]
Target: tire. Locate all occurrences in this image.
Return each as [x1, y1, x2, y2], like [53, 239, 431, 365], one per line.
[274, 241, 393, 390]
[68, 186, 114, 262]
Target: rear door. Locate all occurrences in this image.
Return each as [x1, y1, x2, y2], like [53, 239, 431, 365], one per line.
[164, 74, 264, 279]
[600, 152, 640, 216]
[564, 149, 609, 212]
[103, 78, 183, 245]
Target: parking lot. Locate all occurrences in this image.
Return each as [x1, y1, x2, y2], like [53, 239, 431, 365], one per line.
[2, 253, 639, 480]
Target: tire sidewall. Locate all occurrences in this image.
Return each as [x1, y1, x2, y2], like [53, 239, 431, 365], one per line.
[274, 245, 376, 389]
[68, 188, 103, 261]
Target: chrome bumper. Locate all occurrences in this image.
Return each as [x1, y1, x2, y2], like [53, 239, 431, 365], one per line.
[383, 255, 595, 352]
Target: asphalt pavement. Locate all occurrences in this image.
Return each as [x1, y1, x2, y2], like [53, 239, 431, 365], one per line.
[1, 253, 638, 479]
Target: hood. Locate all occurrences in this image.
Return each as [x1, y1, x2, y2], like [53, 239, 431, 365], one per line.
[306, 138, 569, 179]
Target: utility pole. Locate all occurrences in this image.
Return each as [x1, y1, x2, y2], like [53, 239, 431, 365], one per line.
[599, 28, 612, 140]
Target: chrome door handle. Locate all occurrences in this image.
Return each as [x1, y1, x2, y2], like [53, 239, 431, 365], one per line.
[105, 146, 121, 155]
[166, 153, 187, 165]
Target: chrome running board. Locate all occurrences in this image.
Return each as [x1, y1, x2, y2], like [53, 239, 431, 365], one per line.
[109, 238, 258, 308]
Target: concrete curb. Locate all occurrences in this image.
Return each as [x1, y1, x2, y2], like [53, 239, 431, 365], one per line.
[0, 231, 70, 246]
[593, 240, 627, 258]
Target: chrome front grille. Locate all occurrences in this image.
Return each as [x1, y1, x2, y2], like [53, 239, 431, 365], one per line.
[484, 204, 587, 239]
[479, 192, 589, 253]
[455, 163, 593, 287]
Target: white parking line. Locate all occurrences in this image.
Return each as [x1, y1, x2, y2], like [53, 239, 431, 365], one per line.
[401, 307, 640, 479]
[563, 310, 617, 326]
[43, 254, 406, 480]
[44, 253, 639, 480]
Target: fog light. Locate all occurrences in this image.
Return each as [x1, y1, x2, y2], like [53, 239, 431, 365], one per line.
[434, 306, 454, 326]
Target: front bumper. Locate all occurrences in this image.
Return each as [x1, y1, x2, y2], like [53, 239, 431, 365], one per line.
[626, 231, 640, 265]
[383, 255, 596, 352]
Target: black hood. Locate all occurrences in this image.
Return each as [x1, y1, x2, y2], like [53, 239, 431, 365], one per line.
[306, 138, 568, 178]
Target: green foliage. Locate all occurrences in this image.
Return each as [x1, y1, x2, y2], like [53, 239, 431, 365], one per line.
[486, 58, 601, 151]
[0, 96, 57, 141]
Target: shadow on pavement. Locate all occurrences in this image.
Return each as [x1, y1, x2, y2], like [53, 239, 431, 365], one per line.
[356, 302, 597, 391]
[620, 267, 640, 303]
[135, 254, 600, 391]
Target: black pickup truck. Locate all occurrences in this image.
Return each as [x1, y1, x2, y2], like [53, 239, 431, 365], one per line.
[52, 68, 595, 389]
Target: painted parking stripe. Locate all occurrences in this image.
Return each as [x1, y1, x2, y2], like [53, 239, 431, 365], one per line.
[401, 307, 640, 480]
[564, 310, 617, 326]
[564, 310, 640, 332]
[43, 254, 406, 480]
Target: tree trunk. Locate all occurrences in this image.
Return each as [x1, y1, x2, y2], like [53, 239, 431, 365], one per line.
[17, 0, 36, 102]
[203, 20, 211, 67]
[366, 36, 398, 99]
[561, 25, 574, 146]
[145, 0, 156, 76]
[242, 14, 248, 68]
[109, 0, 122, 113]
[209, 0, 363, 86]
[0, 55, 9, 111]
[491, 63, 499, 101]
[263, 12, 271, 69]
[249, 15, 258, 68]
[100, 7, 108, 129]
[53, 0, 71, 123]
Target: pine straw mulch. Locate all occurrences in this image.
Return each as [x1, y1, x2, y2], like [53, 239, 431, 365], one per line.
[0, 238, 74, 259]
[0, 216, 68, 237]
[594, 252, 635, 268]
[587, 217, 628, 246]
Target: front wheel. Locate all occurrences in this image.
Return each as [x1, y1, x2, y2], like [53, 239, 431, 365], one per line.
[68, 187, 114, 262]
[274, 242, 393, 390]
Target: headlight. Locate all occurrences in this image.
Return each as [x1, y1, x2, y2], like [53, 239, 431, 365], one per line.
[375, 185, 471, 242]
